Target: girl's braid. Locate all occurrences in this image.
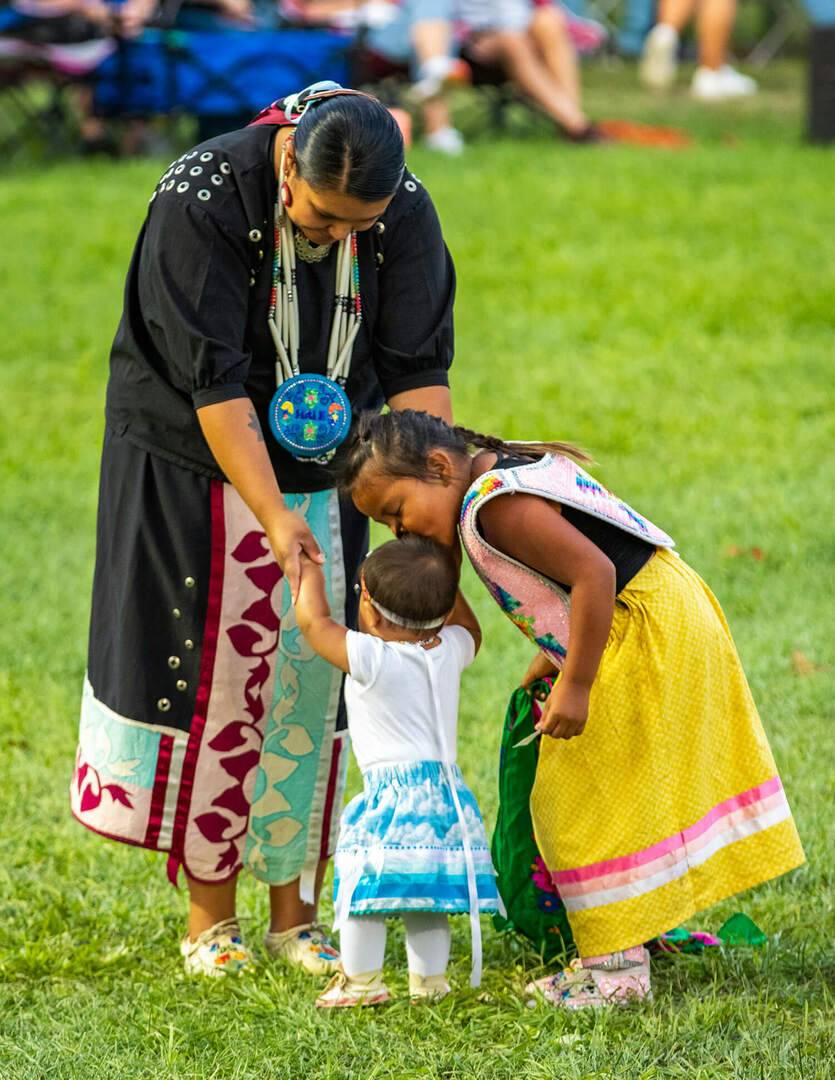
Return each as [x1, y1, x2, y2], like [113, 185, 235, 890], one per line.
[330, 409, 590, 493]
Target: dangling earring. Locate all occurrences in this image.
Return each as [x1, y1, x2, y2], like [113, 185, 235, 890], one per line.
[281, 182, 293, 208]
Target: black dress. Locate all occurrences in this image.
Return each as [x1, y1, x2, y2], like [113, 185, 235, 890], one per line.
[73, 119, 456, 892]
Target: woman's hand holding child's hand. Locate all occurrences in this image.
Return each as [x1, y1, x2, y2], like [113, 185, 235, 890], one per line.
[268, 509, 324, 604]
[535, 679, 590, 740]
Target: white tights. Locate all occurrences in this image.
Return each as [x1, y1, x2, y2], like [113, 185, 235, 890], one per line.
[339, 913, 451, 978]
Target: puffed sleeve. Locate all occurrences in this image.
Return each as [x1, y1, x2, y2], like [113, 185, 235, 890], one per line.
[372, 182, 456, 400]
[345, 630, 385, 687]
[139, 198, 253, 409]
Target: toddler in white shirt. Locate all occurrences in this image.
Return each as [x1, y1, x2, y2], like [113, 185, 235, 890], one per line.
[294, 535, 501, 1007]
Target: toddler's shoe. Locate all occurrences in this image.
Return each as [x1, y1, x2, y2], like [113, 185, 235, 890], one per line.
[315, 969, 391, 1008]
[640, 24, 679, 89]
[180, 917, 252, 977]
[263, 922, 341, 976]
[409, 972, 451, 1002]
[526, 947, 651, 1010]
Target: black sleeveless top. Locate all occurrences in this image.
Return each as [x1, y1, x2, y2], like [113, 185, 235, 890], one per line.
[490, 454, 654, 594]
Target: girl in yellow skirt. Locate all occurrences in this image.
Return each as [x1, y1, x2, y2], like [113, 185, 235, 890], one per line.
[333, 409, 806, 1009]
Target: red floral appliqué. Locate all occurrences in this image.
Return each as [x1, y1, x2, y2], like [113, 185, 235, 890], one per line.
[193, 529, 281, 874]
[75, 756, 134, 814]
[531, 853, 560, 896]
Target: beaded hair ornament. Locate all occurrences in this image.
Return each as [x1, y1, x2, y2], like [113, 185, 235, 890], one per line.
[267, 82, 372, 463]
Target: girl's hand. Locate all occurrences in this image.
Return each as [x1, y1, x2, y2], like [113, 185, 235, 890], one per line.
[267, 508, 324, 603]
[521, 651, 558, 690]
[536, 679, 590, 740]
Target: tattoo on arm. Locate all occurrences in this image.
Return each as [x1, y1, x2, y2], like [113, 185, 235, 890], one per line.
[247, 407, 264, 444]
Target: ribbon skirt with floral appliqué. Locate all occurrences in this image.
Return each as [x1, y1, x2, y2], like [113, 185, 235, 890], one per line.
[72, 428, 367, 888]
[530, 548, 805, 957]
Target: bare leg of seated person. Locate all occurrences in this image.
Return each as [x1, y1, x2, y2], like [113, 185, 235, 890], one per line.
[529, 4, 582, 108]
[471, 28, 593, 139]
[411, 17, 467, 153]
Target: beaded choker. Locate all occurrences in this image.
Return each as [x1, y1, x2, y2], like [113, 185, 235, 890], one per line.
[266, 142, 361, 462]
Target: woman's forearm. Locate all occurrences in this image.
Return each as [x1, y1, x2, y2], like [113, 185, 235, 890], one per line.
[196, 397, 287, 531]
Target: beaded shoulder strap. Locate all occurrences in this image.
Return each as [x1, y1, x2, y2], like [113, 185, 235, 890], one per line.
[459, 470, 572, 667]
[459, 455, 675, 667]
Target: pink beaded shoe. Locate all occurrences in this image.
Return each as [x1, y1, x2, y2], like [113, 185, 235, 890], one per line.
[526, 947, 651, 1010]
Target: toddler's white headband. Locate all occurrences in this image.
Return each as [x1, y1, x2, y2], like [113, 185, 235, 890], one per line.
[362, 589, 450, 632]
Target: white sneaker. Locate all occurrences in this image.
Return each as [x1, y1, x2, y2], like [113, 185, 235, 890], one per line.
[640, 24, 679, 89]
[691, 65, 758, 100]
[315, 969, 391, 1008]
[180, 917, 252, 978]
[411, 56, 471, 103]
[423, 126, 465, 156]
[263, 922, 341, 977]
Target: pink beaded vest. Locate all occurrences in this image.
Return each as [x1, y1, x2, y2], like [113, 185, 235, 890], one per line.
[458, 454, 675, 667]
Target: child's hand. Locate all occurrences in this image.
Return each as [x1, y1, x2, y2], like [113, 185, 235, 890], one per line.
[535, 679, 590, 740]
[521, 651, 558, 690]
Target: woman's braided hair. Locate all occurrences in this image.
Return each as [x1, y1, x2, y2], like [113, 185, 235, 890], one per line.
[331, 410, 591, 493]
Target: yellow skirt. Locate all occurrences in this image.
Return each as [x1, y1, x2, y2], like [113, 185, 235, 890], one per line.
[531, 547, 805, 957]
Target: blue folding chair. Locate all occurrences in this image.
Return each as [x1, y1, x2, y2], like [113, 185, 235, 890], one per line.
[93, 26, 352, 119]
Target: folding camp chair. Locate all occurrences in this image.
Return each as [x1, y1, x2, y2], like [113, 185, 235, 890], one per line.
[93, 25, 352, 120]
[746, 0, 809, 65]
[0, 7, 115, 159]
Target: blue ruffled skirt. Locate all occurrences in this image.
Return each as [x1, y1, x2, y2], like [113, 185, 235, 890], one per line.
[333, 760, 501, 917]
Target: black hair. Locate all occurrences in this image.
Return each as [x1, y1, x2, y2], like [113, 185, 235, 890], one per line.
[363, 536, 458, 626]
[293, 95, 405, 202]
[332, 410, 591, 494]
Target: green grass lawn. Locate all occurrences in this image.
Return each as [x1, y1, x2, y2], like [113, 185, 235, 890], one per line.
[1, 62, 833, 1079]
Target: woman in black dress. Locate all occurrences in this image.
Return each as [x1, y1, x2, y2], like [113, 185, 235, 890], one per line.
[72, 83, 456, 977]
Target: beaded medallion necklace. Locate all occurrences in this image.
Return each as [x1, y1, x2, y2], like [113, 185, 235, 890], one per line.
[266, 141, 362, 462]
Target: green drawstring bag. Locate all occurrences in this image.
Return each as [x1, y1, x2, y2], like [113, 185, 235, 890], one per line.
[491, 679, 575, 963]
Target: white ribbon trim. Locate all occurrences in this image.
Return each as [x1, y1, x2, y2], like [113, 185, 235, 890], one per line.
[424, 653, 482, 988]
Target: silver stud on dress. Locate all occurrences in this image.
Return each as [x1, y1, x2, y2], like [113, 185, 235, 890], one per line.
[404, 180, 417, 192]
[197, 190, 211, 201]
[157, 697, 171, 712]
[375, 221, 385, 234]
[168, 656, 181, 669]
[176, 679, 187, 692]
[190, 166, 202, 177]
[211, 174, 223, 186]
[175, 164, 185, 174]
[184, 639, 195, 650]
[200, 151, 213, 162]
[220, 161, 231, 175]
[184, 576, 195, 588]
[173, 608, 181, 619]
[248, 228, 262, 243]
[177, 182, 189, 194]
[166, 180, 175, 191]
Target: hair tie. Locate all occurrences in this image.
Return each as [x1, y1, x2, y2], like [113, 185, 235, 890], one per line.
[284, 81, 375, 123]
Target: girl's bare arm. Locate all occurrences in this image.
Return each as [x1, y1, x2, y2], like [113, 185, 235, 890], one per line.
[479, 493, 615, 738]
[446, 589, 482, 655]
